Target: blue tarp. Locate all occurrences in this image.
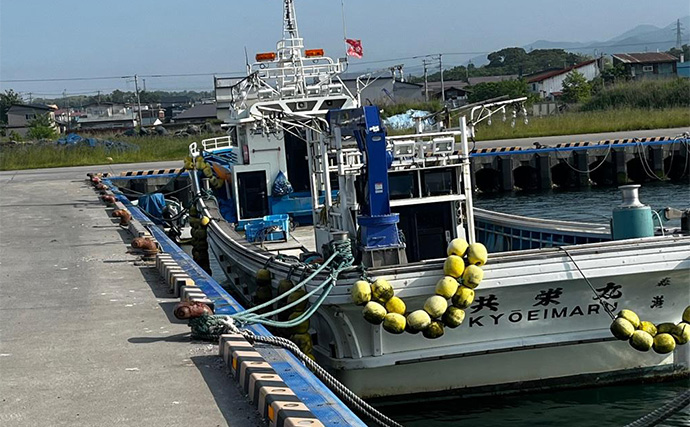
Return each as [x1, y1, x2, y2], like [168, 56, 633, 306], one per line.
[137, 193, 166, 223]
[383, 109, 434, 130]
[56, 133, 138, 151]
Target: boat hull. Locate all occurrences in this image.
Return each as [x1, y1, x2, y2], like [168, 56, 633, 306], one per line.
[195, 178, 690, 398]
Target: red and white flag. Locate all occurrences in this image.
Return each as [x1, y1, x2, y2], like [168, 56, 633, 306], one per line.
[345, 39, 363, 59]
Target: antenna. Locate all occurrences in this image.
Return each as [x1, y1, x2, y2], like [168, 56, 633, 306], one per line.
[244, 47, 250, 74]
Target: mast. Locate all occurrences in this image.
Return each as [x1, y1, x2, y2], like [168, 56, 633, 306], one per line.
[278, 0, 306, 95]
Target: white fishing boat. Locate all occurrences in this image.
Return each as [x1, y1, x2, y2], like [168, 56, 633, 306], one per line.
[186, 0, 690, 398]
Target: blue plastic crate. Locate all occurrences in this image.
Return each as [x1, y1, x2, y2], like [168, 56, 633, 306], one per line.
[245, 215, 289, 243]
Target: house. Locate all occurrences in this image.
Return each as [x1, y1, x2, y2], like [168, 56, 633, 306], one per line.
[528, 59, 601, 99]
[172, 103, 218, 124]
[84, 102, 128, 117]
[6, 104, 58, 137]
[612, 53, 679, 80]
[341, 76, 423, 105]
[467, 75, 518, 85]
[424, 80, 470, 106]
[77, 116, 136, 132]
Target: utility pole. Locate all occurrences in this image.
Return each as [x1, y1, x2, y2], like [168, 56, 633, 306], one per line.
[63, 89, 70, 133]
[97, 90, 101, 103]
[27, 92, 32, 103]
[438, 54, 445, 103]
[143, 78, 147, 92]
[133, 74, 143, 128]
[423, 59, 430, 102]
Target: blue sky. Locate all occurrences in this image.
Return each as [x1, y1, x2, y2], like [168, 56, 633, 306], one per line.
[1, 0, 688, 98]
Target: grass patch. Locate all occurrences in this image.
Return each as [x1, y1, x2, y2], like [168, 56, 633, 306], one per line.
[0, 134, 213, 171]
[583, 78, 690, 111]
[472, 108, 690, 141]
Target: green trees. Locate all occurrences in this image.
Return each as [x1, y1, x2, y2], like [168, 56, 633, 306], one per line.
[467, 80, 530, 103]
[26, 113, 58, 140]
[1, 89, 23, 126]
[561, 71, 592, 104]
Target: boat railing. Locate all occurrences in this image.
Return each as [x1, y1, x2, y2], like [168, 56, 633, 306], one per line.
[201, 136, 234, 153]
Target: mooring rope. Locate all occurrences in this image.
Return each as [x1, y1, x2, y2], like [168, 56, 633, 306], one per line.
[623, 390, 690, 427]
[200, 315, 404, 427]
[560, 246, 616, 320]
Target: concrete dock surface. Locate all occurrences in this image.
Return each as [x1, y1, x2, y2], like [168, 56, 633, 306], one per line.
[0, 164, 265, 426]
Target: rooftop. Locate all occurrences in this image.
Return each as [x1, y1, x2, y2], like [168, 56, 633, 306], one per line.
[612, 52, 679, 64]
[9, 103, 55, 111]
[527, 60, 597, 83]
[173, 103, 217, 121]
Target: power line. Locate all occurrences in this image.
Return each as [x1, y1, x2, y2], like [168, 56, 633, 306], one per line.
[2, 38, 685, 85]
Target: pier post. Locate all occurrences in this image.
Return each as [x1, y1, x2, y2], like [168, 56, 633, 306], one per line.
[536, 154, 552, 190]
[498, 157, 514, 191]
[573, 151, 590, 188]
[612, 148, 628, 185]
[649, 146, 665, 179]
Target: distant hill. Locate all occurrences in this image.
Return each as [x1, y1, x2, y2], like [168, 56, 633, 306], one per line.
[470, 16, 690, 66]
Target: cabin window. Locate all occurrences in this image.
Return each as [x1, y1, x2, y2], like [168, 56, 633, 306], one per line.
[388, 171, 418, 199]
[421, 169, 456, 196]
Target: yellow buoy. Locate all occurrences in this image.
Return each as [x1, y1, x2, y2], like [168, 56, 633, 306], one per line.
[351, 281, 372, 306]
[287, 288, 308, 312]
[446, 238, 469, 257]
[288, 311, 310, 334]
[638, 321, 657, 337]
[442, 306, 466, 328]
[617, 309, 640, 329]
[656, 322, 676, 334]
[423, 320, 445, 339]
[462, 265, 484, 289]
[672, 323, 690, 345]
[362, 301, 387, 325]
[385, 296, 406, 315]
[371, 278, 394, 303]
[467, 243, 488, 266]
[290, 333, 313, 353]
[652, 333, 676, 354]
[443, 255, 465, 279]
[629, 330, 654, 352]
[452, 286, 475, 309]
[383, 313, 406, 334]
[424, 295, 448, 319]
[278, 279, 295, 296]
[435, 276, 459, 299]
[256, 268, 272, 282]
[684, 306, 690, 324]
[201, 216, 210, 227]
[610, 317, 635, 340]
[406, 310, 432, 332]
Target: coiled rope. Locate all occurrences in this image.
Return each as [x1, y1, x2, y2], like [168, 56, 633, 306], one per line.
[195, 315, 404, 427]
[227, 239, 354, 328]
[623, 389, 690, 427]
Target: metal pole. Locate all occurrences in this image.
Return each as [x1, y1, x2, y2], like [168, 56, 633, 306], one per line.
[423, 60, 429, 102]
[134, 74, 143, 128]
[459, 116, 475, 244]
[439, 54, 445, 103]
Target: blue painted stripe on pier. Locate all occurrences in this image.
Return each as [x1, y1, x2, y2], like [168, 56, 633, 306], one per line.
[109, 172, 189, 181]
[104, 180, 366, 427]
[470, 137, 688, 157]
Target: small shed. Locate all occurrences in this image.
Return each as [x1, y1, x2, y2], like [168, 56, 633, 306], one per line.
[612, 53, 678, 80]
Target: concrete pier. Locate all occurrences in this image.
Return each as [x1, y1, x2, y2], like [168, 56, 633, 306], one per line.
[0, 163, 264, 427]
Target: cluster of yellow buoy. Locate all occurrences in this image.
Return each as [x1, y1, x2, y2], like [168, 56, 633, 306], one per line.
[185, 156, 224, 190]
[351, 238, 488, 339]
[189, 205, 212, 274]
[610, 306, 690, 354]
[253, 269, 316, 360]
